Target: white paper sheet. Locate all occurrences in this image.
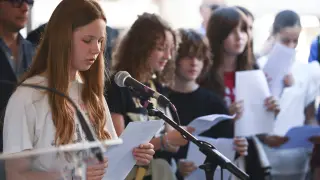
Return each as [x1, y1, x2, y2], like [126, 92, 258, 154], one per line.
[273, 61, 320, 136]
[188, 114, 234, 136]
[103, 120, 164, 180]
[262, 43, 295, 98]
[235, 70, 274, 137]
[186, 136, 235, 180]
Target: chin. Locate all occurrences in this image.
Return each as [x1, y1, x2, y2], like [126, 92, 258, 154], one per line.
[79, 66, 92, 72]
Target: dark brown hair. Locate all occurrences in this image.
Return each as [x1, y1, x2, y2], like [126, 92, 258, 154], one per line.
[176, 29, 212, 81]
[112, 13, 178, 85]
[200, 7, 254, 97]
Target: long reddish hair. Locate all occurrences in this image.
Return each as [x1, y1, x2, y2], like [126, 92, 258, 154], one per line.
[20, 0, 111, 145]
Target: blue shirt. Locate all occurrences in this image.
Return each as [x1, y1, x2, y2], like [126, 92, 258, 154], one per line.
[0, 34, 34, 78]
[308, 37, 319, 62]
[308, 36, 320, 122]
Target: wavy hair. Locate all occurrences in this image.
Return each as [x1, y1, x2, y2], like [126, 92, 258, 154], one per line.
[112, 13, 178, 85]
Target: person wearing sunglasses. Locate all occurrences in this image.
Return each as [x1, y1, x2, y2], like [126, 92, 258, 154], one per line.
[0, 0, 35, 151]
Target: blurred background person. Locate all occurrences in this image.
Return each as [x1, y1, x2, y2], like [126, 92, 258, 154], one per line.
[0, 0, 35, 153]
[257, 10, 320, 180]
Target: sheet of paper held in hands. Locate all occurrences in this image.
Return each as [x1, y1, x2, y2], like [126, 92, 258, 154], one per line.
[186, 136, 235, 180]
[103, 120, 164, 180]
[263, 43, 295, 98]
[277, 125, 320, 149]
[187, 114, 234, 135]
[235, 70, 274, 137]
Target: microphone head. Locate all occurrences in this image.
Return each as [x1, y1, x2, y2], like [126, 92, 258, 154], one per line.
[114, 71, 131, 87]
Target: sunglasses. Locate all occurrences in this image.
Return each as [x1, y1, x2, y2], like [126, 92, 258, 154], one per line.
[5, 0, 34, 8]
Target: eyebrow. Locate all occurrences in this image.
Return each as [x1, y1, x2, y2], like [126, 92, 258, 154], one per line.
[84, 35, 105, 39]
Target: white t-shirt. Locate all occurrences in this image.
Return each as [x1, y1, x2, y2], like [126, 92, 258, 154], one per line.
[3, 75, 117, 173]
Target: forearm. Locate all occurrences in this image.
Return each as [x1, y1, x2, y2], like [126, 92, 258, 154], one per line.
[150, 135, 179, 153]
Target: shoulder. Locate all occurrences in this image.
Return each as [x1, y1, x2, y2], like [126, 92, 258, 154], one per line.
[11, 76, 48, 104]
[198, 87, 224, 102]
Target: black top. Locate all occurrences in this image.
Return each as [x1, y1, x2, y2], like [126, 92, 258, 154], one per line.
[168, 87, 234, 160]
[105, 75, 172, 162]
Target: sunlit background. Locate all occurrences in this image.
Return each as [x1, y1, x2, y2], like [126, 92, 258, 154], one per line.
[24, 0, 320, 63]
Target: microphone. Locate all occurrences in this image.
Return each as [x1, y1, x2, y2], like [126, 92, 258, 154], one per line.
[0, 80, 104, 163]
[114, 71, 171, 107]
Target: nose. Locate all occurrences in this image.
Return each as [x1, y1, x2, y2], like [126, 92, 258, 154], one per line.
[163, 48, 172, 60]
[91, 41, 101, 54]
[190, 57, 198, 66]
[236, 29, 247, 41]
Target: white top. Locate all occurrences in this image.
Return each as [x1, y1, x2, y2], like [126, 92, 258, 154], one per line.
[3, 75, 118, 173]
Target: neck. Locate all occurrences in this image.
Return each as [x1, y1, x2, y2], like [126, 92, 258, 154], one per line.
[0, 24, 19, 47]
[223, 53, 237, 72]
[69, 70, 78, 82]
[172, 76, 199, 93]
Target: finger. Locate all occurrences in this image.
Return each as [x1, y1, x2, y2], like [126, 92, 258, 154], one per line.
[180, 161, 195, 167]
[186, 126, 196, 133]
[264, 97, 272, 105]
[135, 157, 150, 165]
[87, 163, 106, 171]
[133, 148, 155, 156]
[185, 166, 197, 173]
[87, 174, 104, 180]
[234, 141, 248, 147]
[134, 152, 153, 160]
[138, 143, 154, 149]
[86, 168, 105, 177]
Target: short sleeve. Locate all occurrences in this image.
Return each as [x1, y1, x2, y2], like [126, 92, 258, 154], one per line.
[102, 97, 118, 139]
[3, 87, 36, 154]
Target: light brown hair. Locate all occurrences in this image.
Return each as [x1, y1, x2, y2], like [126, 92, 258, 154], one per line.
[20, 0, 111, 145]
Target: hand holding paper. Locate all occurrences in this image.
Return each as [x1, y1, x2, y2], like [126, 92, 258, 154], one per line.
[277, 125, 320, 149]
[229, 101, 244, 120]
[133, 143, 155, 166]
[186, 136, 235, 180]
[235, 70, 274, 137]
[262, 43, 295, 98]
[103, 120, 164, 180]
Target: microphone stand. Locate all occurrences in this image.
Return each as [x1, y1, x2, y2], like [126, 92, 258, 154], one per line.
[144, 101, 249, 180]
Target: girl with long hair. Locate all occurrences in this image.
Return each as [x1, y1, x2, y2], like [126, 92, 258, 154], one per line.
[3, 0, 154, 179]
[106, 13, 193, 179]
[200, 7, 280, 179]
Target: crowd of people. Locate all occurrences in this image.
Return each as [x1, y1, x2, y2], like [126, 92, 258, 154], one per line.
[0, 0, 319, 179]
